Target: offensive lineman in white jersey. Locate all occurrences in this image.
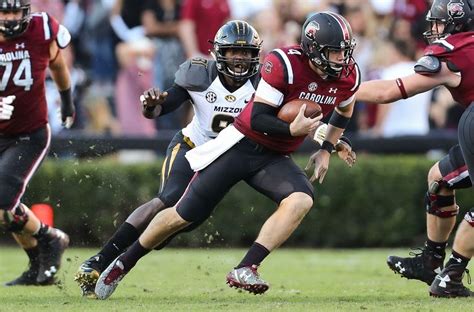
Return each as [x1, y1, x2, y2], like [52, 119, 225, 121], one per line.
[75, 20, 262, 297]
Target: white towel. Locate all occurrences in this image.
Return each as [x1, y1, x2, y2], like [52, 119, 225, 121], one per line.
[185, 125, 244, 171]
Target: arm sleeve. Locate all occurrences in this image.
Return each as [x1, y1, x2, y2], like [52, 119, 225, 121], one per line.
[160, 84, 192, 115]
[250, 101, 291, 136]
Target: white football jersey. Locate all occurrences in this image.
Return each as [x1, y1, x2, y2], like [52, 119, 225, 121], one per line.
[175, 58, 257, 146]
[182, 78, 255, 146]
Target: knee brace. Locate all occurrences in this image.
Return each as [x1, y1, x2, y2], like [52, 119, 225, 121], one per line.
[2, 204, 29, 232]
[464, 208, 474, 227]
[425, 181, 459, 218]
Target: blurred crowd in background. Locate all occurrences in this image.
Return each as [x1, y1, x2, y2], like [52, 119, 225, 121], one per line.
[39, 0, 462, 141]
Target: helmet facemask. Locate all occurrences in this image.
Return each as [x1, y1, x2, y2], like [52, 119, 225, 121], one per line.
[304, 37, 356, 79]
[423, 12, 453, 43]
[0, 0, 31, 38]
[213, 45, 261, 81]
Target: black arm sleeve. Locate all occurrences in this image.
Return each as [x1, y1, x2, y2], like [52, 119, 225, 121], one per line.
[160, 84, 192, 115]
[250, 101, 291, 136]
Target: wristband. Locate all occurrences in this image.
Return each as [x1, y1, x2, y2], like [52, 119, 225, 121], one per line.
[320, 140, 334, 153]
[59, 88, 74, 117]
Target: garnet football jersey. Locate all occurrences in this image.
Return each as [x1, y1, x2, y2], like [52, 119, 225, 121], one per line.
[423, 32, 474, 107]
[234, 46, 361, 154]
[0, 13, 71, 135]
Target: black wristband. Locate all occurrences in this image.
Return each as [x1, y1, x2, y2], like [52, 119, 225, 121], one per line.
[59, 88, 74, 117]
[320, 140, 334, 153]
[329, 110, 351, 129]
[338, 135, 352, 147]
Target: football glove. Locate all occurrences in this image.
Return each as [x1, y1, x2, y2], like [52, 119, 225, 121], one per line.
[0, 95, 16, 120]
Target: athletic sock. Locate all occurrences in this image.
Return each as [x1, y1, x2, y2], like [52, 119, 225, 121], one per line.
[25, 245, 40, 264]
[32, 223, 51, 242]
[445, 250, 470, 269]
[119, 240, 151, 271]
[236, 242, 270, 269]
[425, 238, 447, 258]
[98, 222, 140, 268]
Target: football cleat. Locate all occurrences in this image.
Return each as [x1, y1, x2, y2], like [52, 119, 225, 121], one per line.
[74, 254, 105, 298]
[4, 261, 39, 286]
[430, 264, 473, 298]
[387, 247, 444, 285]
[37, 228, 69, 285]
[226, 265, 269, 295]
[94, 256, 129, 300]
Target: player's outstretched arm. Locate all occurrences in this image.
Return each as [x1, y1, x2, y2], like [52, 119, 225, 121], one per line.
[356, 61, 460, 104]
[140, 85, 191, 119]
[49, 41, 74, 128]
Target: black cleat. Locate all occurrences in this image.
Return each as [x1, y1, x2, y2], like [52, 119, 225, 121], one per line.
[74, 254, 105, 298]
[37, 228, 69, 285]
[4, 262, 39, 286]
[430, 265, 473, 298]
[387, 247, 444, 285]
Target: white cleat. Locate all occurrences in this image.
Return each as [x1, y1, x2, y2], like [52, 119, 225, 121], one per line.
[94, 256, 128, 300]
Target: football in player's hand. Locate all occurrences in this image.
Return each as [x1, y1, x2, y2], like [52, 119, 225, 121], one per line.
[277, 99, 322, 123]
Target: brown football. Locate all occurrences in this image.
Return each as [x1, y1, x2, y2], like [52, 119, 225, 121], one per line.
[277, 99, 322, 123]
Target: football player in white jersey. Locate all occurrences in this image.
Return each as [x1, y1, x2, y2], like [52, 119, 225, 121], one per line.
[75, 20, 262, 297]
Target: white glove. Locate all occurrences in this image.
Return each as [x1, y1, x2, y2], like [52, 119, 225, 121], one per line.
[56, 107, 74, 129]
[0, 95, 16, 120]
[313, 122, 348, 152]
[313, 123, 328, 145]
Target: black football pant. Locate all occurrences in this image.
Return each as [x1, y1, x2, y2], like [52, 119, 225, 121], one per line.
[458, 102, 474, 186]
[0, 125, 50, 211]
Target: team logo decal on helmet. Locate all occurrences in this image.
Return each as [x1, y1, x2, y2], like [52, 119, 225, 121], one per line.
[304, 21, 320, 40]
[263, 61, 273, 74]
[447, 0, 465, 18]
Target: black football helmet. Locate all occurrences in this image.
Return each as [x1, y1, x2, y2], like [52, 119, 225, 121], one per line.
[0, 0, 31, 38]
[423, 0, 473, 43]
[211, 20, 262, 81]
[300, 12, 356, 79]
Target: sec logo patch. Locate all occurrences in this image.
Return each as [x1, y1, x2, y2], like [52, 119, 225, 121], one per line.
[206, 91, 217, 103]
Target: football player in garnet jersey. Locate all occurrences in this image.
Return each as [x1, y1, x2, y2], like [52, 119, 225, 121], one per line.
[75, 20, 263, 297]
[93, 12, 360, 300]
[356, 0, 474, 298]
[0, 0, 74, 286]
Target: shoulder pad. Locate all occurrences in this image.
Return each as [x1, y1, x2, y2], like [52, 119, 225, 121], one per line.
[414, 56, 441, 74]
[174, 58, 218, 91]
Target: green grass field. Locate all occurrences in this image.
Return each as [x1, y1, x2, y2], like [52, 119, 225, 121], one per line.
[0, 247, 471, 311]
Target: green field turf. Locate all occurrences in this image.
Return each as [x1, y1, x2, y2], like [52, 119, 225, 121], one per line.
[0, 247, 471, 311]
